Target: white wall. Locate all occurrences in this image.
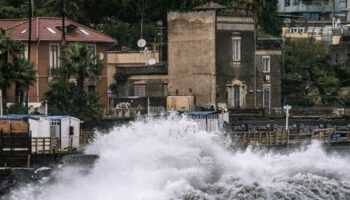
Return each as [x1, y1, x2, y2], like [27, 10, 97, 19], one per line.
[60, 118, 70, 149]
[70, 117, 80, 148]
[29, 118, 50, 138]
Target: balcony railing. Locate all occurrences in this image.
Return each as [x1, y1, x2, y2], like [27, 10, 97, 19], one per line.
[282, 4, 341, 13]
[116, 65, 167, 76]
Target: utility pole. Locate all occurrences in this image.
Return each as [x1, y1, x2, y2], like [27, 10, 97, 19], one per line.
[61, 0, 66, 55]
[140, 0, 145, 39]
[28, 0, 32, 62]
[26, 0, 33, 109]
[332, 0, 336, 29]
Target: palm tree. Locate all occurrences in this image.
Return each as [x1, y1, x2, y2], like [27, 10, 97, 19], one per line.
[60, 43, 102, 91]
[45, 43, 103, 120]
[0, 28, 23, 112]
[12, 58, 36, 104]
[0, 28, 22, 61]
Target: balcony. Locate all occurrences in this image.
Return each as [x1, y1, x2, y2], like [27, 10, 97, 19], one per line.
[115, 65, 167, 81]
[106, 97, 167, 118]
[282, 3, 341, 13]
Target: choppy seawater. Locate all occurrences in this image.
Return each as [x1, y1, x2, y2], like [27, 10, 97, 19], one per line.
[3, 116, 350, 200]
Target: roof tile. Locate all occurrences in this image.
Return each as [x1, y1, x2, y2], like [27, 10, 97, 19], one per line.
[0, 17, 117, 43]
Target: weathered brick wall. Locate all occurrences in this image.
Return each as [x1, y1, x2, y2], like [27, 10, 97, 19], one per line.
[168, 11, 217, 106]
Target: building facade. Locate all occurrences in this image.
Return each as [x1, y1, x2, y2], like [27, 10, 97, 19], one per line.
[168, 3, 283, 110]
[279, 0, 350, 45]
[255, 40, 283, 109]
[278, 0, 349, 21]
[0, 17, 116, 112]
[107, 50, 167, 116]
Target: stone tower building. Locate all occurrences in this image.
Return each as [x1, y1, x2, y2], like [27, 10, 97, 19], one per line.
[167, 2, 282, 110]
[168, 10, 218, 108]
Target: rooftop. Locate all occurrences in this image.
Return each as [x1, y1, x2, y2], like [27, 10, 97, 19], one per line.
[193, 1, 227, 10]
[0, 17, 116, 43]
[192, 1, 253, 16]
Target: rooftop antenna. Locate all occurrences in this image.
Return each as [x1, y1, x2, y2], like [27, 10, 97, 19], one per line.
[26, 0, 33, 109]
[61, 0, 66, 55]
[137, 0, 147, 53]
[137, 0, 147, 49]
[141, 0, 145, 39]
[332, 0, 335, 30]
[28, 0, 32, 62]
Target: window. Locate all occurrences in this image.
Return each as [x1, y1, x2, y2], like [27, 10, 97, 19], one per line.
[339, 0, 347, 8]
[285, 0, 290, 7]
[87, 44, 96, 62]
[310, 13, 319, 21]
[79, 28, 90, 35]
[22, 44, 28, 60]
[263, 85, 271, 108]
[227, 80, 246, 108]
[232, 37, 241, 62]
[50, 44, 59, 69]
[46, 27, 56, 34]
[163, 84, 168, 96]
[134, 85, 145, 97]
[262, 56, 270, 73]
[50, 120, 60, 138]
[88, 83, 96, 93]
[292, 0, 299, 6]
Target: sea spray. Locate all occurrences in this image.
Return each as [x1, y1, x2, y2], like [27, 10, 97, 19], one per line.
[3, 116, 350, 200]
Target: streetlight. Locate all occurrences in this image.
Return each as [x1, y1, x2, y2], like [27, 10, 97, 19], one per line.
[283, 105, 292, 132]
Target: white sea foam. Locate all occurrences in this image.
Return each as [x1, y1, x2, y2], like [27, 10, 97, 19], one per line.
[4, 116, 350, 200]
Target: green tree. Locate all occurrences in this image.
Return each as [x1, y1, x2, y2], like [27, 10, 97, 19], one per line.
[235, 0, 282, 36]
[60, 43, 102, 90]
[45, 80, 102, 121]
[12, 58, 36, 104]
[284, 39, 340, 106]
[39, 0, 79, 21]
[0, 28, 23, 112]
[45, 43, 103, 121]
[0, 0, 27, 18]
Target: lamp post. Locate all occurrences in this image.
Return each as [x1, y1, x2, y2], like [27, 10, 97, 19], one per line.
[283, 105, 292, 131]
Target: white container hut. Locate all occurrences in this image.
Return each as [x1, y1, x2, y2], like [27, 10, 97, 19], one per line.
[29, 116, 80, 150]
[187, 111, 229, 132]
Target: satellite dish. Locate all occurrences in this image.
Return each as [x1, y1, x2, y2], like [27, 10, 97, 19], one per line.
[147, 58, 156, 65]
[137, 39, 147, 48]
